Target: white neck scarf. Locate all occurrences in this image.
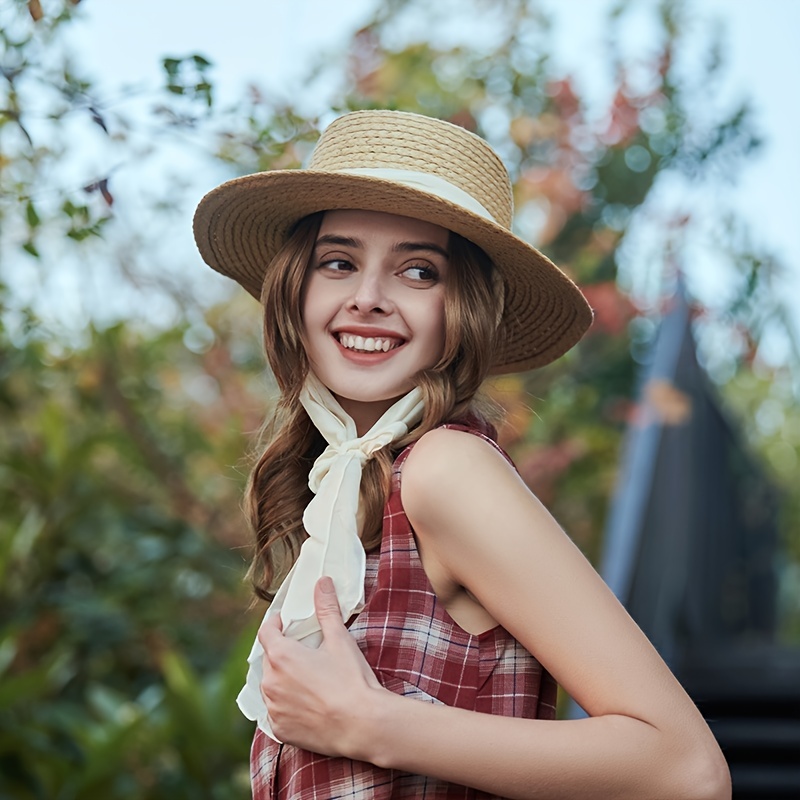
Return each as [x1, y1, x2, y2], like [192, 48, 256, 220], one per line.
[236, 372, 424, 740]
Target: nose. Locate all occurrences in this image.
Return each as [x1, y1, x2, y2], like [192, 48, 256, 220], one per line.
[347, 270, 391, 315]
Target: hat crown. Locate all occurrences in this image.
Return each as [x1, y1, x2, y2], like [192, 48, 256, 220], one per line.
[307, 111, 514, 230]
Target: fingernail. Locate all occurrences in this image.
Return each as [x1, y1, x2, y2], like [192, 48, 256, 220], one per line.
[319, 576, 335, 594]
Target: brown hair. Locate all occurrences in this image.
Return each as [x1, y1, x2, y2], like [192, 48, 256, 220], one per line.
[245, 213, 501, 601]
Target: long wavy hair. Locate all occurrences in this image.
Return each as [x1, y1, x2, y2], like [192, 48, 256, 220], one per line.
[245, 212, 502, 601]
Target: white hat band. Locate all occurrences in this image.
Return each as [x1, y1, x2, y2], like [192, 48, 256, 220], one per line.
[338, 168, 496, 223]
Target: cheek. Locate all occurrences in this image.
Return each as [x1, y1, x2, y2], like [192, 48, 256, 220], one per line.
[300, 275, 327, 332]
[298, 278, 323, 357]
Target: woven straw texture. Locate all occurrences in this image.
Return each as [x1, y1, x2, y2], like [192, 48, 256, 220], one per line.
[193, 110, 592, 373]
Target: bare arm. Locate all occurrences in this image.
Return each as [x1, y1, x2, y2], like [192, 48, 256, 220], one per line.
[259, 429, 730, 799]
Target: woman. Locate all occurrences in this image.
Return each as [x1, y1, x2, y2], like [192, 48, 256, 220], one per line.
[193, 110, 730, 799]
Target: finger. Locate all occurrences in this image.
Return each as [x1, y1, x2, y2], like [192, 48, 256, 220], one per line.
[314, 576, 346, 639]
[258, 613, 284, 652]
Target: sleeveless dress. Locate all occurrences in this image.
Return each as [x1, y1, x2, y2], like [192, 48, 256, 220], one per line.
[251, 422, 557, 799]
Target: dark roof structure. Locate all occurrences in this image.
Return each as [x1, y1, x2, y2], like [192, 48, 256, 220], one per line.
[598, 289, 800, 798]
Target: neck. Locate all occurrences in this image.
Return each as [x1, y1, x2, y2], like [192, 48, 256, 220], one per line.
[333, 394, 402, 436]
[299, 372, 424, 444]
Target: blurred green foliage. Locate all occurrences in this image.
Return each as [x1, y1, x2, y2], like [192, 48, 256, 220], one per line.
[1, 0, 798, 795]
[0, 297, 257, 795]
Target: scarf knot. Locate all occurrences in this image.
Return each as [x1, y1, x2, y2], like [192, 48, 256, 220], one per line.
[236, 372, 424, 740]
[308, 442, 369, 492]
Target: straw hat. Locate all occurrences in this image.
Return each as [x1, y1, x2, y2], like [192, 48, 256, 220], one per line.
[193, 110, 592, 373]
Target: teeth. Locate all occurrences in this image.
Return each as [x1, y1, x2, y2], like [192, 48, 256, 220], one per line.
[339, 334, 400, 352]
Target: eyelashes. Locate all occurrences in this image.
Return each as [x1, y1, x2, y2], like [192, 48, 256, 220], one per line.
[313, 257, 441, 285]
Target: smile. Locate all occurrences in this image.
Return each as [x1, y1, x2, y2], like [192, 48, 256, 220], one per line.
[337, 333, 403, 353]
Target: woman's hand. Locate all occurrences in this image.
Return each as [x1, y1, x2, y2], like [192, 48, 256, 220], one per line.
[258, 576, 384, 757]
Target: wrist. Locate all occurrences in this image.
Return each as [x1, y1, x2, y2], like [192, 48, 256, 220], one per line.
[348, 683, 397, 766]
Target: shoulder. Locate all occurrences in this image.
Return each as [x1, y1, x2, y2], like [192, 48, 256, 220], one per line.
[399, 425, 564, 598]
[403, 426, 511, 480]
[400, 427, 522, 526]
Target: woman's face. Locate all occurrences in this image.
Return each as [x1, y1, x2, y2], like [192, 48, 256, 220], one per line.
[301, 209, 449, 433]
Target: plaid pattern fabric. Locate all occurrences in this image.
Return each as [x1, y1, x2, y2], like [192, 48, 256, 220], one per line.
[252, 423, 557, 799]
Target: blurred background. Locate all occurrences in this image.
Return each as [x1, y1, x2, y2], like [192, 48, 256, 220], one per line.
[1, 0, 798, 796]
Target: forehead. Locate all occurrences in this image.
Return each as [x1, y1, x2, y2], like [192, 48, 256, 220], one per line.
[318, 209, 450, 248]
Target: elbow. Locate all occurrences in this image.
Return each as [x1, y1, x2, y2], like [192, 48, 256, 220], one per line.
[701, 756, 732, 800]
[684, 742, 731, 800]
[653, 724, 731, 800]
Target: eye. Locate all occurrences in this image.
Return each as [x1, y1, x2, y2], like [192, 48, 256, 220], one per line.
[318, 258, 354, 274]
[402, 264, 439, 283]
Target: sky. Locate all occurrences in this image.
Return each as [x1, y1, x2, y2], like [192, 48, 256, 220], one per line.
[66, 0, 799, 258]
[19, 0, 800, 346]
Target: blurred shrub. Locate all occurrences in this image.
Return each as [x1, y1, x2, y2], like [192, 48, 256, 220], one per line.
[0, 296, 259, 796]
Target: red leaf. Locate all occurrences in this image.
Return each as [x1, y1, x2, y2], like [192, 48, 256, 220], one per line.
[580, 282, 636, 336]
[83, 178, 114, 207]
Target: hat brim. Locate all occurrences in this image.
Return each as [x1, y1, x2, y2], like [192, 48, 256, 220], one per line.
[193, 170, 593, 373]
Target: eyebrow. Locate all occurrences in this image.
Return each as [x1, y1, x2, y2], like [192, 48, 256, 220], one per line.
[314, 233, 449, 260]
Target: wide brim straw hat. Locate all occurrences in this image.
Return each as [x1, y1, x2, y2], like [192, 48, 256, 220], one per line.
[193, 110, 592, 373]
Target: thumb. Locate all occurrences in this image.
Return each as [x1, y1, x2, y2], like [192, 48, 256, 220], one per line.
[314, 576, 345, 638]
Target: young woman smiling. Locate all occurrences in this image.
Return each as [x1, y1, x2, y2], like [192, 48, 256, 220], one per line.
[193, 110, 730, 799]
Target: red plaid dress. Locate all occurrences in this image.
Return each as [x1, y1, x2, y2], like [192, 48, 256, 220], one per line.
[251, 422, 557, 799]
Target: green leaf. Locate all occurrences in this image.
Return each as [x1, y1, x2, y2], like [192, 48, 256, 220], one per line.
[21, 240, 39, 258]
[162, 57, 181, 78]
[25, 200, 40, 228]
